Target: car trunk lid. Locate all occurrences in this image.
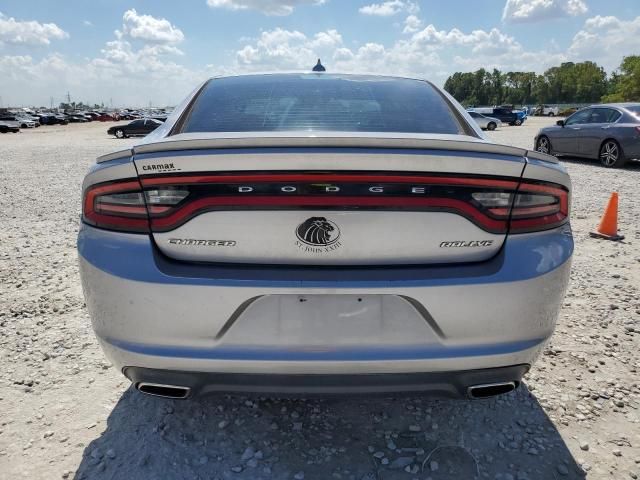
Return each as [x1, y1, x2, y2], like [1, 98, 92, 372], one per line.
[132, 133, 527, 266]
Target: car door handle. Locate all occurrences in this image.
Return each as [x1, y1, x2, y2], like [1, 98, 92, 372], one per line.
[571, 127, 581, 130]
[601, 126, 611, 129]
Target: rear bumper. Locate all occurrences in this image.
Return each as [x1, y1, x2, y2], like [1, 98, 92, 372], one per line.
[78, 223, 573, 387]
[621, 140, 640, 159]
[124, 364, 530, 397]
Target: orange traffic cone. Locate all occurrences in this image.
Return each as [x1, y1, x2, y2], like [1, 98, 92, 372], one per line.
[590, 192, 624, 241]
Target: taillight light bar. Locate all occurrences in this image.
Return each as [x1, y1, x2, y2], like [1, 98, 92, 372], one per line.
[141, 173, 520, 233]
[82, 173, 569, 235]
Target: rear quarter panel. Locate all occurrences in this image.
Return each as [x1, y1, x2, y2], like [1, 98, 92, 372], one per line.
[614, 124, 640, 159]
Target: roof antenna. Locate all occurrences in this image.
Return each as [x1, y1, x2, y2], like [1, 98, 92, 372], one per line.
[312, 59, 326, 72]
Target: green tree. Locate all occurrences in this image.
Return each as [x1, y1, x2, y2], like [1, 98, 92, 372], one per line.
[488, 69, 504, 105]
[444, 60, 610, 105]
[602, 55, 640, 102]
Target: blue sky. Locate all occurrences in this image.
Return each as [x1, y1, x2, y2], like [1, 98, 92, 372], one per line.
[1, 0, 639, 106]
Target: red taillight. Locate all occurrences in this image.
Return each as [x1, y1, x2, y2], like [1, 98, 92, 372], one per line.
[509, 181, 569, 233]
[473, 180, 569, 233]
[82, 179, 150, 232]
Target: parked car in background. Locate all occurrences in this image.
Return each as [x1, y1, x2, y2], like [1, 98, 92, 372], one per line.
[0, 115, 21, 129]
[36, 114, 56, 125]
[535, 103, 640, 167]
[17, 116, 37, 128]
[534, 105, 559, 116]
[0, 121, 20, 133]
[67, 114, 89, 123]
[23, 115, 41, 127]
[0, 114, 35, 128]
[53, 115, 69, 125]
[513, 110, 527, 125]
[107, 118, 162, 138]
[472, 107, 521, 126]
[117, 111, 137, 120]
[36, 113, 68, 125]
[467, 110, 502, 130]
[80, 73, 573, 399]
[97, 113, 119, 121]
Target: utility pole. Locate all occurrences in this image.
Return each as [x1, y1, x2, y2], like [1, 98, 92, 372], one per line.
[50, 96, 54, 109]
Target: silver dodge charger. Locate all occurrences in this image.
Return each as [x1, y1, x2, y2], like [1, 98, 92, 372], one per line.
[78, 73, 573, 399]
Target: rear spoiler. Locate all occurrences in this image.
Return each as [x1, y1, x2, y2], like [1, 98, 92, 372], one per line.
[97, 133, 557, 165]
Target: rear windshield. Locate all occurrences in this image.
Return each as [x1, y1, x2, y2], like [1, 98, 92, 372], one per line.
[178, 74, 464, 135]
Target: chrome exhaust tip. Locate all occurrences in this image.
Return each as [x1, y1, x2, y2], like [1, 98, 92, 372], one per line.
[467, 381, 516, 399]
[136, 382, 191, 399]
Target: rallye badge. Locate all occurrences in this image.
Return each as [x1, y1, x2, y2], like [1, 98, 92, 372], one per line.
[295, 217, 342, 253]
[440, 240, 494, 248]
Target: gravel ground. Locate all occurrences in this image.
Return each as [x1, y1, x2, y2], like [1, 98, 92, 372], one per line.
[0, 117, 638, 480]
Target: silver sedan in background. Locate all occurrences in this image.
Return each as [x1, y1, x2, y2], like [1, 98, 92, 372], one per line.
[467, 111, 502, 130]
[535, 103, 640, 167]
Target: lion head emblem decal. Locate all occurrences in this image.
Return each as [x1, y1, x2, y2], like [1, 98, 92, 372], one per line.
[296, 217, 340, 246]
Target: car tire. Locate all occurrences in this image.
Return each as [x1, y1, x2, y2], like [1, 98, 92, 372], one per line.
[536, 136, 552, 155]
[487, 122, 497, 131]
[514, 119, 522, 126]
[115, 129, 126, 139]
[599, 140, 627, 168]
[547, 112, 555, 117]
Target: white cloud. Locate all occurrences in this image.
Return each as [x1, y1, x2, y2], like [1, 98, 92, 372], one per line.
[0, 49, 201, 107]
[83, 20, 93, 27]
[569, 15, 640, 70]
[409, 24, 520, 55]
[402, 15, 422, 33]
[359, 1, 419, 16]
[116, 9, 184, 44]
[502, 0, 588, 23]
[101, 39, 184, 64]
[0, 12, 68, 46]
[236, 28, 323, 68]
[206, 0, 326, 16]
[3, 10, 638, 109]
[231, 23, 573, 85]
[308, 29, 343, 49]
[0, 9, 194, 106]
